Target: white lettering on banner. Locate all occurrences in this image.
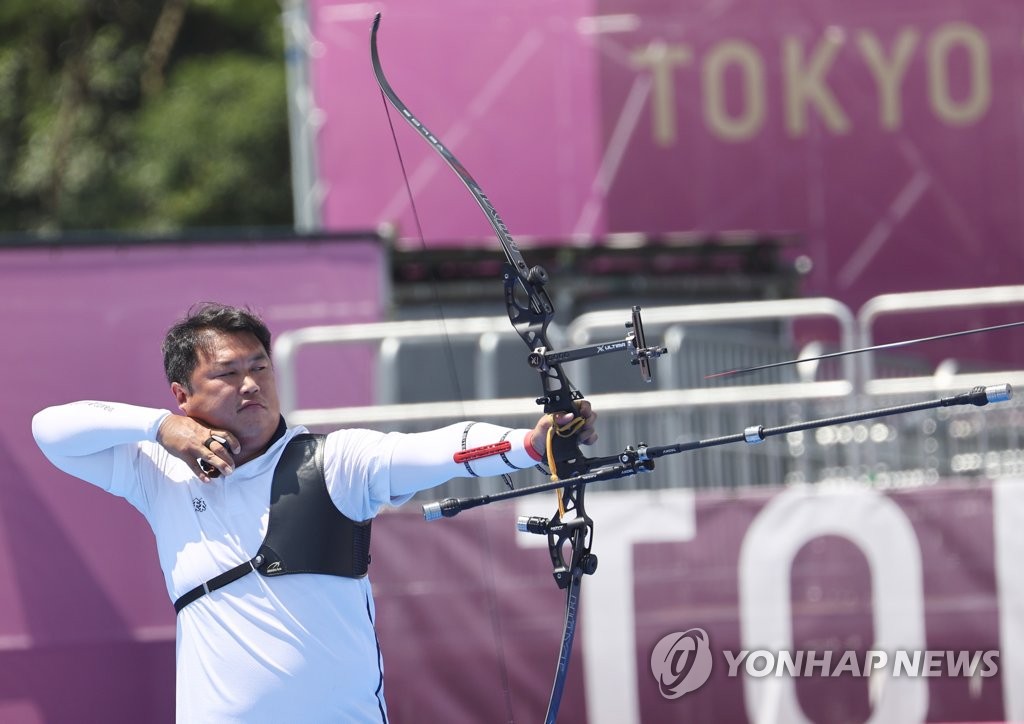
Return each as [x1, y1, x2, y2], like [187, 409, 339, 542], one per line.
[783, 32, 851, 137]
[629, 41, 693, 146]
[738, 485, 928, 724]
[857, 28, 920, 131]
[993, 480, 1024, 720]
[516, 489, 696, 724]
[927, 23, 992, 126]
[630, 21, 994, 144]
[703, 40, 766, 142]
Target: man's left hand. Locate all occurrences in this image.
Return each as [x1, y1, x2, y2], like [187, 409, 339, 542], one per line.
[528, 400, 598, 457]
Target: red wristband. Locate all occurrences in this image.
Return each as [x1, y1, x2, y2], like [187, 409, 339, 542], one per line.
[524, 431, 544, 462]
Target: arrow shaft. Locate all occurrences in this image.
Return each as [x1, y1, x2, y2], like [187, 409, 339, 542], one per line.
[705, 320, 1024, 380]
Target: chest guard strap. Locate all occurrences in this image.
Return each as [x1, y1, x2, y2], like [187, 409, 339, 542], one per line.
[174, 433, 372, 614]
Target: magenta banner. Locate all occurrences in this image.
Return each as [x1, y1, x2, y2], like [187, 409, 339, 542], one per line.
[311, 0, 1024, 308]
[371, 481, 1022, 724]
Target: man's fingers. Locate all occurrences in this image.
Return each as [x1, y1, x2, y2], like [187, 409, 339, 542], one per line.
[564, 404, 597, 445]
[204, 432, 241, 455]
[156, 415, 240, 481]
[196, 450, 233, 479]
[203, 434, 228, 451]
[196, 457, 221, 481]
[552, 406, 596, 427]
[541, 406, 598, 446]
[198, 431, 236, 479]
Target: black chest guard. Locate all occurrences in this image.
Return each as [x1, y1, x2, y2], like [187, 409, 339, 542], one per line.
[174, 433, 372, 614]
[255, 433, 372, 577]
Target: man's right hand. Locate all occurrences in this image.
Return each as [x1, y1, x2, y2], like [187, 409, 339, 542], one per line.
[156, 415, 241, 482]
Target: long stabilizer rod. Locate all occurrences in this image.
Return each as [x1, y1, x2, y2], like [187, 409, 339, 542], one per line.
[423, 383, 1013, 520]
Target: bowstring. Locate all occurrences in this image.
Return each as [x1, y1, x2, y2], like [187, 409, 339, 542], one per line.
[377, 90, 516, 723]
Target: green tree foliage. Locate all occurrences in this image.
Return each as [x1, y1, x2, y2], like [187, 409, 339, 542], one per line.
[0, 0, 292, 233]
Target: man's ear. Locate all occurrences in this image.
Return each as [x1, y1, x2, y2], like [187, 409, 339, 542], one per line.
[171, 382, 190, 412]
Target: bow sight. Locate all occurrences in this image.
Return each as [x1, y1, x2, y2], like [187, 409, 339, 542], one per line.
[526, 305, 668, 384]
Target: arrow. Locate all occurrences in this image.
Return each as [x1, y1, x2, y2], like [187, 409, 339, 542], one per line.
[704, 320, 1024, 380]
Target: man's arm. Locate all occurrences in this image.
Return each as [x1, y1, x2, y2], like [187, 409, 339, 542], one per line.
[387, 401, 598, 498]
[32, 401, 172, 490]
[32, 401, 241, 486]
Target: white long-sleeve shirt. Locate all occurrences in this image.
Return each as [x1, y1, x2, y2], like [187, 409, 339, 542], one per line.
[32, 401, 539, 723]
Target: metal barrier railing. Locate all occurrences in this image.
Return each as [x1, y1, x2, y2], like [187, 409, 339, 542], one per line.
[274, 317, 566, 413]
[857, 284, 1024, 396]
[275, 298, 856, 421]
[272, 288, 1023, 495]
[566, 297, 856, 392]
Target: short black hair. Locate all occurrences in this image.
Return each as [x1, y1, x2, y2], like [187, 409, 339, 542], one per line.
[162, 303, 272, 389]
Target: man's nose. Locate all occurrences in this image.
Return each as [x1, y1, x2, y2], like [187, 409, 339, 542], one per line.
[240, 374, 261, 393]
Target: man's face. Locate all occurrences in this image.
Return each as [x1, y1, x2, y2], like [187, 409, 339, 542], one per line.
[172, 330, 281, 451]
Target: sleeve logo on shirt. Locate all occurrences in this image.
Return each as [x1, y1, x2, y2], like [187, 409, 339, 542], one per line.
[192, 497, 207, 512]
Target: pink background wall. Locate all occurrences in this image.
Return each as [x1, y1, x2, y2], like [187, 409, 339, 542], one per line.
[312, 0, 1024, 310]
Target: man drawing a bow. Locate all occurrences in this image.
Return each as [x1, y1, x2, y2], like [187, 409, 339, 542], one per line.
[32, 302, 597, 722]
